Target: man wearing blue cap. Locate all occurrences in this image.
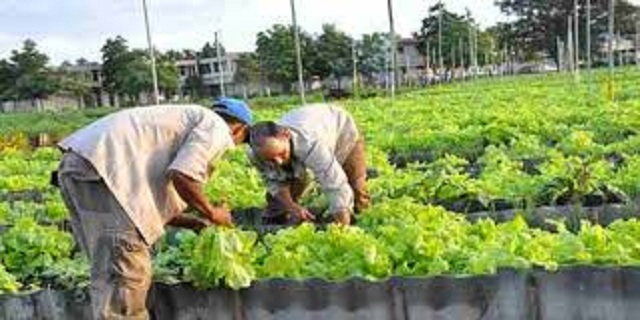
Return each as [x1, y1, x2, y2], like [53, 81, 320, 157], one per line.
[56, 98, 252, 319]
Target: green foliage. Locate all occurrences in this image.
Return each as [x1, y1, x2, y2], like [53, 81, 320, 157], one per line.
[255, 24, 314, 91]
[40, 256, 90, 290]
[312, 24, 354, 84]
[153, 230, 198, 284]
[2, 39, 59, 101]
[0, 218, 73, 282]
[2, 68, 640, 294]
[187, 227, 258, 290]
[0, 263, 20, 294]
[495, 0, 640, 61]
[258, 223, 391, 281]
[204, 149, 266, 208]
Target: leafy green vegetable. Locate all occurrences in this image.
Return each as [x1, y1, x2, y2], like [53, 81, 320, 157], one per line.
[0, 218, 74, 282]
[187, 227, 258, 290]
[0, 263, 20, 294]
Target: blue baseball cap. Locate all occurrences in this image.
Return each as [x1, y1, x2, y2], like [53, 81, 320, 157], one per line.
[212, 98, 253, 125]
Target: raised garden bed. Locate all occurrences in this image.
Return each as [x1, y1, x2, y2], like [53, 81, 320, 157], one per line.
[2, 267, 640, 320]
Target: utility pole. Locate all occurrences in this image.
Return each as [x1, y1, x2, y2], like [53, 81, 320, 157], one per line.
[438, 0, 444, 73]
[586, 0, 592, 71]
[459, 37, 464, 70]
[568, 16, 575, 73]
[142, 0, 160, 105]
[387, 0, 398, 99]
[426, 41, 431, 71]
[452, 44, 456, 70]
[636, 18, 640, 68]
[352, 40, 358, 97]
[608, 0, 615, 74]
[557, 37, 564, 72]
[574, 0, 580, 74]
[215, 31, 225, 97]
[607, 0, 615, 101]
[290, 0, 306, 104]
[618, 31, 624, 66]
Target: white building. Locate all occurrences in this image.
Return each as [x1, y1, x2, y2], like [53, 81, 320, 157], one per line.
[177, 54, 237, 98]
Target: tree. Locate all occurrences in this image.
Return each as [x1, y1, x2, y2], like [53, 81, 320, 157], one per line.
[117, 49, 153, 104]
[416, 3, 480, 68]
[101, 36, 178, 105]
[75, 58, 89, 66]
[55, 70, 93, 107]
[184, 74, 206, 99]
[357, 32, 388, 85]
[182, 49, 197, 60]
[0, 59, 15, 102]
[101, 36, 133, 97]
[164, 49, 185, 61]
[200, 41, 225, 58]
[234, 53, 261, 97]
[311, 24, 354, 88]
[255, 24, 314, 92]
[157, 53, 179, 98]
[495, 0, 640, 63]
[9, 39, 59, 103]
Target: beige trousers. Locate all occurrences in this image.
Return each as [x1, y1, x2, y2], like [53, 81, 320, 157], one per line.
[58, 152, 151, 320]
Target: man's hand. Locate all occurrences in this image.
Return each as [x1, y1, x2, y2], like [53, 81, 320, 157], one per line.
[208, 207, 234, 227]
[170, 170, 235, 228]
[333, 210, 351, 226]
[167, 215, 211, 232]
[290, 205, 316, 223]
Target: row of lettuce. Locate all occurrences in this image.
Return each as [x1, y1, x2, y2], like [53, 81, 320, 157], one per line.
[3, 70, 640, 212]
[3, 197, 640, 293]
[2, 68, 640, 293]
[4, 135, 640, 224]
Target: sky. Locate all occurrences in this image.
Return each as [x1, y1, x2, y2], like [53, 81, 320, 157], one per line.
[0, 0, 520, 65]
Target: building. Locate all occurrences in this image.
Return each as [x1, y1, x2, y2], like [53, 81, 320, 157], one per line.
[62, 62, 113, 107]
[597, 34, 639, 65]
[396, 38, 426, 83]
[56, 52, 255, 108]
[176, 53, 247, 99]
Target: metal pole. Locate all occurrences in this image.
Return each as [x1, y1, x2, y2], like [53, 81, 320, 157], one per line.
[468, 16, 473, 74]
[451, 44, 456, 69]
[586, 0, 592, 71]
[431, 47, 437, 77]
[606, 0, 615, 101]
[426, 41, 431, 71]
[574, 0, 580, 74]
[290, 0, 306, 104]
[608, 0, 615, 73]
[352, 40, 358, 97]
[215, 31, 225, 97]
[568, 16, 574, 73]
[636, 14, 640, 67]
[557, 37, 564, 72]
[459, 37, 464, 69]
[618, 31, 623, 66]
[473, 26, 479, 76]
[142, 0, 160, 105]
[438, 0, 444, 72]
[387, 0, 397, 99]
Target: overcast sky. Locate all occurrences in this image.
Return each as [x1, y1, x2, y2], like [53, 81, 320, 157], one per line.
[1, 0, 635, 65]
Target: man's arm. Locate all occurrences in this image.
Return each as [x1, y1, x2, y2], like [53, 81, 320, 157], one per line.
[247, 149, 315, 221]
[272, 185, 315, 221]
[169, 170, 233, 227]
[303, 142, 354, 224]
